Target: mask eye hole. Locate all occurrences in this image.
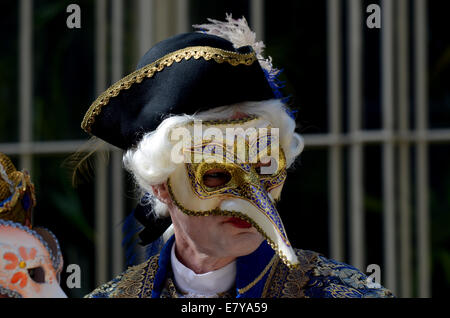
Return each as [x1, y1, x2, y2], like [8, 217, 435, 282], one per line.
[28, 266, 46, 283]
[202, 168, 231, 188]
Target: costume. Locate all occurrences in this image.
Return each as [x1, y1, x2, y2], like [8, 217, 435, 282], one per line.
[81, 15, 394, 298]
[0, 153, 66, 298]
[86, 236, 392, 298]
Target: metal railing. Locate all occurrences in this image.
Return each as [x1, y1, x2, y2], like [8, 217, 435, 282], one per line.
[324, 0, 432, 297]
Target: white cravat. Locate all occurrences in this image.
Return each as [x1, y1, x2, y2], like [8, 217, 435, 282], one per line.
[170, 244, 236, 297]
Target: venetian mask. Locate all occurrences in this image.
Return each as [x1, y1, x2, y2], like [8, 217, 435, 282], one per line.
[0, 153, 35, 227]
[167, 116, 299, 267]
[0, 220, 66, 298]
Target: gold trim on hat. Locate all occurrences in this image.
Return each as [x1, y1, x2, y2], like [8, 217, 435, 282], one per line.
[81, 46, 257, 133]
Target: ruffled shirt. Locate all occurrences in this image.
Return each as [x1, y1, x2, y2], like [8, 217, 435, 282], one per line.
[170, 244, 236, 297]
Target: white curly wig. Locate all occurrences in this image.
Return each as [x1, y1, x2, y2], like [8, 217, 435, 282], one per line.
[123, 99, 304, 219]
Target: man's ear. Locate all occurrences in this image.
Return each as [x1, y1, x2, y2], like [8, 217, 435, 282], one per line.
[151, 183, 172, 205]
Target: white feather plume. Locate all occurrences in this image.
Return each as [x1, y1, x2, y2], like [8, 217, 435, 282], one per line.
[193, 13, 279, 76]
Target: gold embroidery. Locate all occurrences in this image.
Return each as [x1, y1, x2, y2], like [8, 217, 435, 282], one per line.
[161, 277, 234, 298]
[84, 275, 121, 298]
[185, 149, 287, 197]
[81, 46, 257, 133]
[238, 254, 277, 294]
[110, 259, 151, 298]
[108, 255, 158, 298]
[0, 153, 36, 226]
[264, 258, 289, 297]
[85, 249, 318, 298]
[84, 255, 160, 298]
[264, 249, 318, 298]
[139, 254, 160, 298]
[324, 283, 363, 298]
[161, 277, 179, 298]
[261, 257, 281, 297]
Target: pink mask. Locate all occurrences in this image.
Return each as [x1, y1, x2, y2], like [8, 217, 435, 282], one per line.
[0, 220, 66, 298]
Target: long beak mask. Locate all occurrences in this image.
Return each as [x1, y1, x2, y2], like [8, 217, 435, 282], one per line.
[167, 116, 299, 268]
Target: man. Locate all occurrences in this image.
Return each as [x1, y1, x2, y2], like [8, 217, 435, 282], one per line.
[83, 15, 393, 298]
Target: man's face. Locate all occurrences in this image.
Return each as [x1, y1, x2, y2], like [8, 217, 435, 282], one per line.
[169, 203, 265, 259]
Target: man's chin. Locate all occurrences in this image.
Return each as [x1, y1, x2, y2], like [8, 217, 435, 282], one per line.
[221, 230, 264, 251]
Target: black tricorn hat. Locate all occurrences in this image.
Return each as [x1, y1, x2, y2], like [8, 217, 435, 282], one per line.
[81, 32, 276, 150]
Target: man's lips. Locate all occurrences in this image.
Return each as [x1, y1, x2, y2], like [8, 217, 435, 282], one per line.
[225, 217, 252, 229]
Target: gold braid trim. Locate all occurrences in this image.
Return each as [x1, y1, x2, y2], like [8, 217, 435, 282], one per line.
[110, 260, 149, 298]
[112, 255, 159, 298]
[185, 115, 259, 127]
[166, 179, 298, 270]
[81, 46, 257, 133]
[237, 254, 277, 294]
[261, 256, 281, 297]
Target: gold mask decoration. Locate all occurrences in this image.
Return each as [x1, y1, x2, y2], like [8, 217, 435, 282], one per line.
[167, 116, 299, 268]
[0, 153, 35, 228]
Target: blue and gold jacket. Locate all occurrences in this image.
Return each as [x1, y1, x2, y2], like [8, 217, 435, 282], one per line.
[86, 236, 393, 298]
